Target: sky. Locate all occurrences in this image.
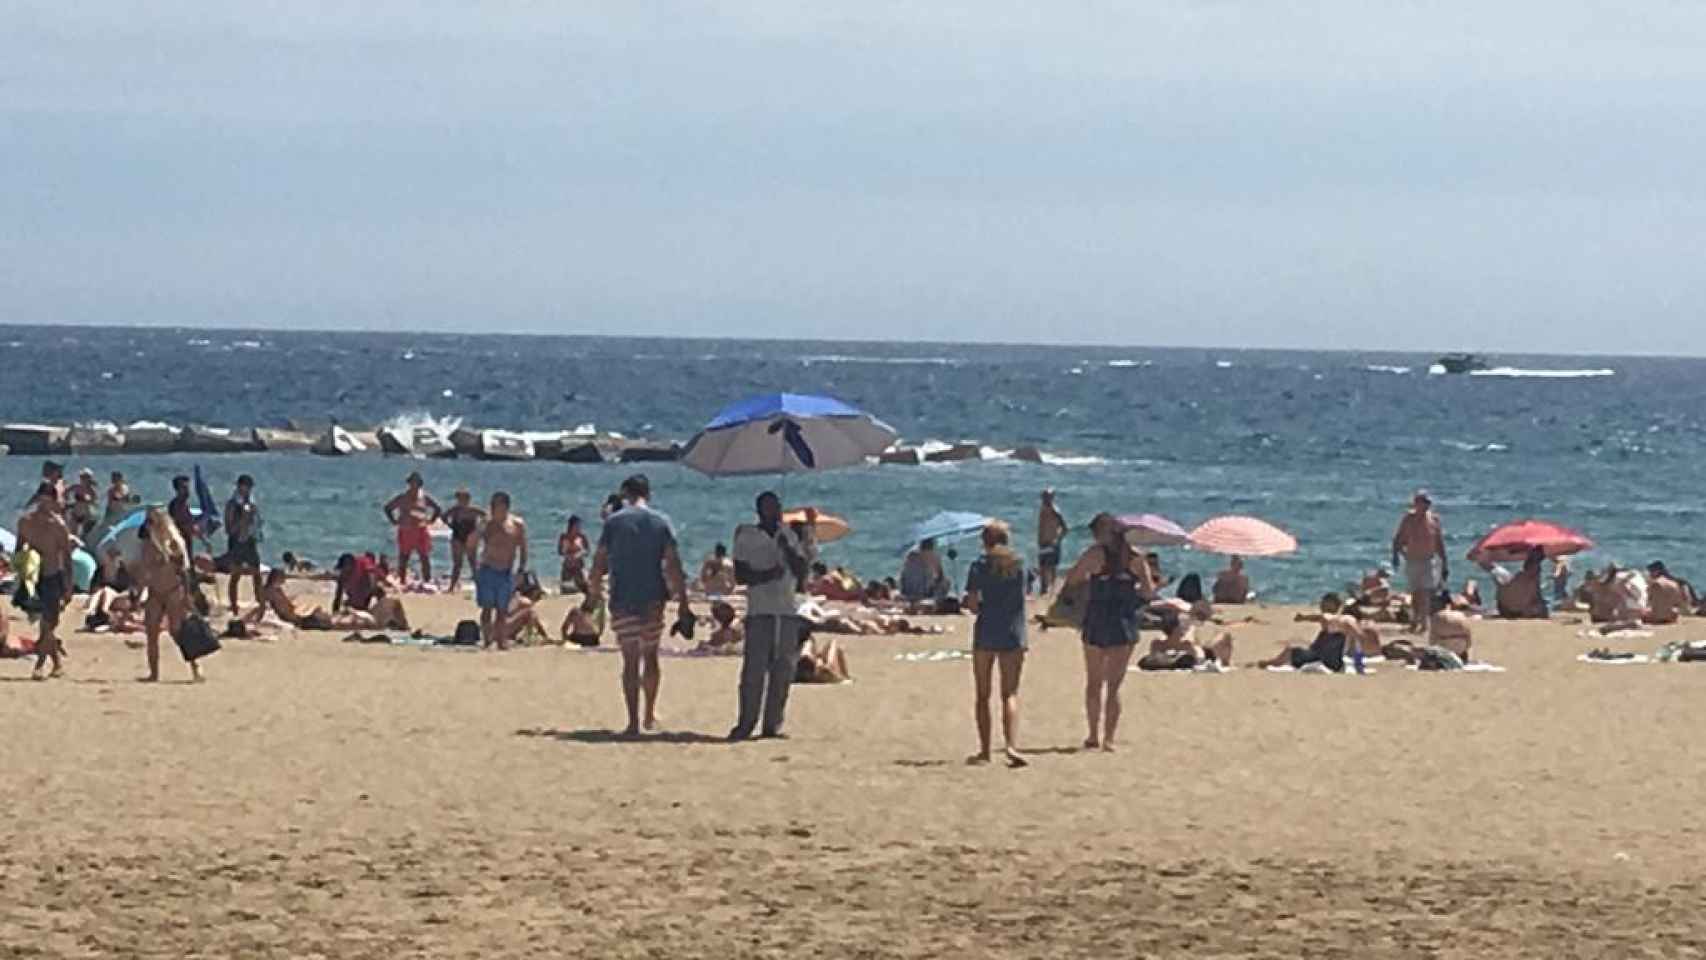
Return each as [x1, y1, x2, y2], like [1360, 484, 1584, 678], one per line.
[4, 2, 1705, 353]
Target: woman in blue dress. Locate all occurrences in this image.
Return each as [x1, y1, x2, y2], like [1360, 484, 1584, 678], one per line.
[963, 521, 1028, 767]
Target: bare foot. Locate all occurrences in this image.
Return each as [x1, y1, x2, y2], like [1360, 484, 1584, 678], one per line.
[48, 665, 64, 679]
[31, 666, 46, 681]
[1101, 742, 1118, 754]
[1082, 737, 1100, 750]
[621, 725, 641, 738]
[643, 715, 660, 732]
[966, 752, 991, 766]
[139, 674, 159, 683]
[1005, 749, 1029, 768]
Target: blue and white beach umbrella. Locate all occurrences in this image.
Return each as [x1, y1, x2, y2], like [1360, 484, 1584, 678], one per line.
[897, 511, 992, 556]
[682, 393, 897, 478]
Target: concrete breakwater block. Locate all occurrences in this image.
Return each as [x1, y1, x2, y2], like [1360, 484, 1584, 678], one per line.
[122, 423, 182, 453]
[69, 426, 126, 454]
[0, 424, 71, 456]
[252, 428, 314, 452]
[925, 442, 984, 464]
[179, 425, 262, 453]
[310, 425, 366, 456]
[473, 430, 536, 462]
[879, 447, 924, 466]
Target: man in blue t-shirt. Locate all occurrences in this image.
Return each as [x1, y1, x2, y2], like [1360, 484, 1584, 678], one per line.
[588, 474, 693, 736]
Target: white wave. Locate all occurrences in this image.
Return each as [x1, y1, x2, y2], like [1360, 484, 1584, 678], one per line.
[1106, 360, 1151, 369]
[1039, 453, 1109, 466]
[233, 340, 263, 349]
[1442, 440, 1510, 453]
[1365, 364, 1412, 375]
[1470, 366, 1615, 379]
[1068, 367, 1084, 375]
[1215, 360, 1234, 369]
[799, 354, 958, 366]
[402, 350, 416, 361]
[186, 338, 212, 347]
[380, 410, 464, 434]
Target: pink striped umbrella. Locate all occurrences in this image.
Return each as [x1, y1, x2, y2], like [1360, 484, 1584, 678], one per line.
[1188, 515, 1298, 557]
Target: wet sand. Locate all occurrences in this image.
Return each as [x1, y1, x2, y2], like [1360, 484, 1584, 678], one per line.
[3, 585, 1705, 958]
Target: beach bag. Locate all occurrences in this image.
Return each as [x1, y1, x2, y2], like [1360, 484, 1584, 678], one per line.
[451, 619, 482, 646]
[1040, 582, 1089, 629]
[173, 615, 221, 662]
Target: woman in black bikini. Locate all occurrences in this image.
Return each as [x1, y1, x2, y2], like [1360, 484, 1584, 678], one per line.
[442, 489, 485, 593]
[1064, 513, 1158, 751]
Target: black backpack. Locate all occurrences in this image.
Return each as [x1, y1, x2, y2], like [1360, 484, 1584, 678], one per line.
[451, 620, 482, 646]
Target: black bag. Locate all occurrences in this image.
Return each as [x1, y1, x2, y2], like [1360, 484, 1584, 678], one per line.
[451, 619, 482, 646]
[174, 615, 221, 662]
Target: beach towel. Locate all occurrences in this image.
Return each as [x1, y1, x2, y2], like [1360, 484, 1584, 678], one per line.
[1264, 663, 1377, 675]
[1406, 662, 1506, 673]
[1576, 627, 1654, 641]
[893, 649, 973, 663]
[1577, 653, 1652, 665]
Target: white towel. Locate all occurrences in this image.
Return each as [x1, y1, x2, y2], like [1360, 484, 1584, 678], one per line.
[1576, 653, 1652, 665]
[893, 650, 972, 663]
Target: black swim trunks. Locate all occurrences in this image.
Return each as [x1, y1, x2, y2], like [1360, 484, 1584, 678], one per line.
[36, 572, 67, 622]
[227, 537, 261, 570]
[1038, 544, 1062, 568]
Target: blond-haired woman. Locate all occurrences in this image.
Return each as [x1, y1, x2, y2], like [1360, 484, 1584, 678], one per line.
[138, 507, 202, 682]
[963, 520, 1028, 767]
[1064, 513, 1157, 751]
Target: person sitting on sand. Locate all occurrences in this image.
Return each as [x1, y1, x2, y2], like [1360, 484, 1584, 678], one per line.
[1138, 607, 1234, 670]
[333, 553, 379, 613]
[257, 568, 406, 632]
[898, 538, 950, 609]
[795, 632, 851, 684]
[1382, 591, 1475, 663]
[279, 551, 321, 576]
[500, 576, 550, 646]
[694, 601, 743, 655]
[1477, 547, 1549, 619]
[1358, 567, 1393, 607]
[560, 597, 604, 647]
[1259, 593, 1368, 671]
[1212, 556, 1251, 604]
[1644, 563, 1690, 625]
[1291, 592, 1382, 658]
[698, 543, 736, 596]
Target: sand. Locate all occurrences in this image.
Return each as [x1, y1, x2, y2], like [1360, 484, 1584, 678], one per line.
[4, 583, 1706, 958]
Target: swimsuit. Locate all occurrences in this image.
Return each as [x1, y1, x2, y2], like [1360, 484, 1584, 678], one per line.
[475, 565, 515, 611]
[1082, 551, 1143, 648]
[397, 524, 433, 558]
[448, 512, 479, 543]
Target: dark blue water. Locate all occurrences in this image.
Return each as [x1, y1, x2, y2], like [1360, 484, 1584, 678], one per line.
[3, 326, 1701, 600]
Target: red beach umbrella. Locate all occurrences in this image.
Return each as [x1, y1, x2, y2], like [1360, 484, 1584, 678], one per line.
[1467, 519, 1593, 563]
[1187, 516, 1298, 557]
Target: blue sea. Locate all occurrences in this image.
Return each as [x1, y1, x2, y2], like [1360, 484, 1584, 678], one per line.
[2, 326, 1700, 601]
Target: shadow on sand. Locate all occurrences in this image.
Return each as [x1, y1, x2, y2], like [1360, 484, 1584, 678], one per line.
[515, 727, 728, 746]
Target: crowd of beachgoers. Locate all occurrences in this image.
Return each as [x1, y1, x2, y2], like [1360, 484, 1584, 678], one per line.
[6, 459, 1705, 761]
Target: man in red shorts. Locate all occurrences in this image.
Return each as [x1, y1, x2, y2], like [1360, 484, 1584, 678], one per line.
[384, 471, 443, 585]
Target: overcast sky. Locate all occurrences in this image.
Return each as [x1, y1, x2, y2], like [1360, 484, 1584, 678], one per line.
[5, 2, 1704, 352]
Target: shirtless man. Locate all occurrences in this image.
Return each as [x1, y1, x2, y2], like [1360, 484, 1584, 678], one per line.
[384, 471, 443, 584]
[476, 491, 528, 650]
[1036, 490, 1067, 594]
[1212, 556, 1251, 604]
[1391, 490, 1448, 636]
[16, 484, 74, 679]
[1645, 563, 1690, 625]
[698, 543, 735, 595]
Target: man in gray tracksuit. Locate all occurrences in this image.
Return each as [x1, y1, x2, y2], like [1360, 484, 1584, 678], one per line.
[728, 491, 815, 741]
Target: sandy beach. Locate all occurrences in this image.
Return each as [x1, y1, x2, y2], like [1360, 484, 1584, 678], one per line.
[4, 584, 1706, 958]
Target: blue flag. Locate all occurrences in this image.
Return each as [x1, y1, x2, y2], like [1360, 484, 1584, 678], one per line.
[193, 465, 222, 538]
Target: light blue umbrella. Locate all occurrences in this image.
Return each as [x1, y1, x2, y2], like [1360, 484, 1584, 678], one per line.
[0, 526, 15, 554]
[683, 393, 896, 477]
[897, 511, 991, 556]
[96, 506, 205, 567]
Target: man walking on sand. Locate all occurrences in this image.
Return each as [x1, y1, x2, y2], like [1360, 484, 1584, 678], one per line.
[224, 474, 264, 616]
[588, 474, 693, 737]
[729, 493, 815, 742]
[1392, 490, 1448, 636]
[476, 491, 528, 650]
[16, 484, 74, 680]
[1037, 489, 1067, 594]
[385, 471, 443, 584]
